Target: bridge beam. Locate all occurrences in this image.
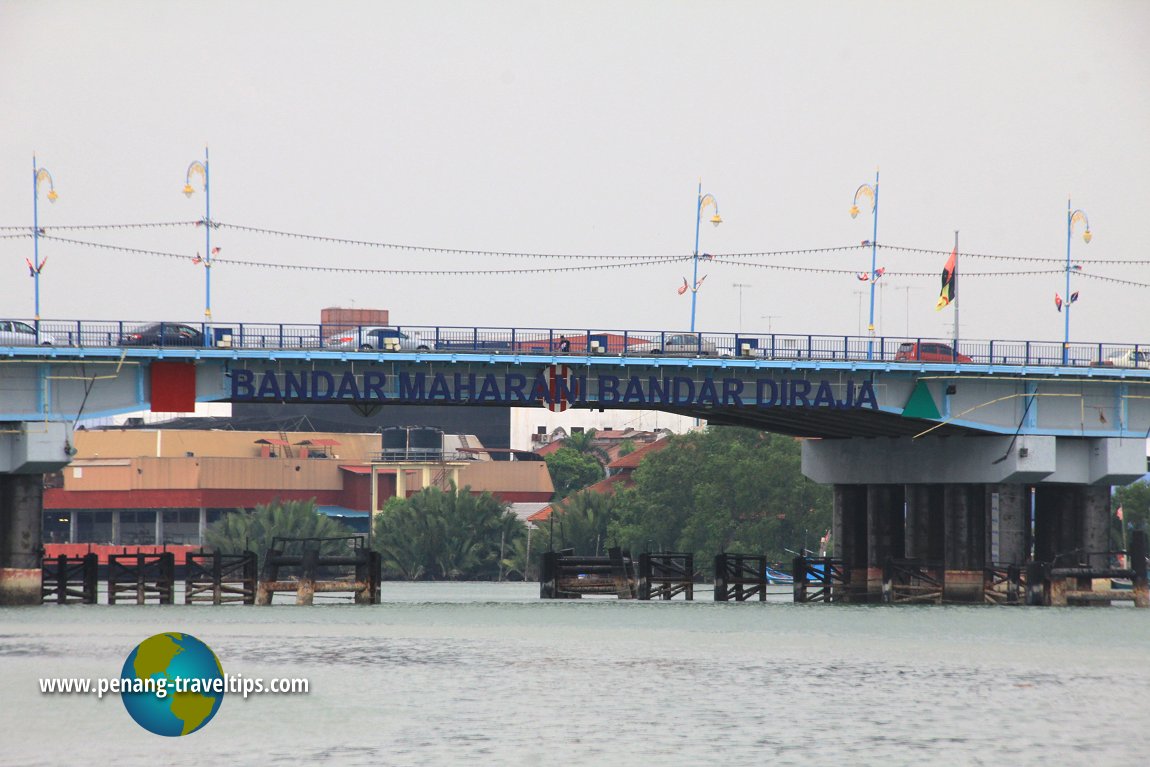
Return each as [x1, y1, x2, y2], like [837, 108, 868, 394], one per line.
[801, 435, 1146, 486]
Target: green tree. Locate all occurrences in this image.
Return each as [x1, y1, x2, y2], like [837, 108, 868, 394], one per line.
[547, 490, 617, 556]
[545, 446, 604, 499]
[563, 428, 610, 466]
[609, 427, 831, 564]
[372, 484, 524, 580]
[205, 498, 353, 557]
[1113, 479, 1150, 548]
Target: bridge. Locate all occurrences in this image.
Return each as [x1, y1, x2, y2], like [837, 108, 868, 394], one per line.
[2, 318, 1149, 604]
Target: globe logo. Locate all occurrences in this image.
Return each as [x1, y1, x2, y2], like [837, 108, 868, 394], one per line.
[120, 632, 225, 736]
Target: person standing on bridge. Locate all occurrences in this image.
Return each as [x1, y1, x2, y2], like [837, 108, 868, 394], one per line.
[558, 335, 571, 353]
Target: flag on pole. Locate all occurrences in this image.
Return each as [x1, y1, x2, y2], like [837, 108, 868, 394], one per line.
[935, 246, 957, 310]
[1117, 506, 1124, 521]
[677, 278, 688, 295]
[1055, 293, 1063, 312]
[1070, 291, 1079, 304]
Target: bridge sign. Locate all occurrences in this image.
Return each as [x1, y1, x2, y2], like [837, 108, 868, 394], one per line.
[544, 364, 578, 412]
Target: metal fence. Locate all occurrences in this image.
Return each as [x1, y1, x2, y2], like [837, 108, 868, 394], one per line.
[10, 318, 1150, 369]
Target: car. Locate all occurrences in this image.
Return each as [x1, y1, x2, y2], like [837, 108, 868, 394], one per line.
[0, 320, 57, 346]
[627, 333, 717, 357]
[119, 322, 205, 346]
[324, 326, 435, 351]
[1099, 349, 1150, 369]
[894, 341, 972, 363]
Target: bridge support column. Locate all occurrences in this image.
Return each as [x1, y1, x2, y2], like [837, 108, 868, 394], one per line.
[943, 484, 986, 602]
[905, 484, 943, 562]
[1034, 486, 1078, 566]
[1082, 485, 1111, 571]
[833, 484, 867, 602]
[867, 484, 905, 601]
[0, 474, 44, 605]
[987, 484, 1028, 566]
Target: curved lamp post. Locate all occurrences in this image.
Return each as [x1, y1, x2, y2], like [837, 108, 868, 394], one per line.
[850, 170, 879, 359]
[31, 156, 58, 322]
[1063, 199, 1091, 364]
[184, 147, 212, 319]
[691, 181, 722, 332]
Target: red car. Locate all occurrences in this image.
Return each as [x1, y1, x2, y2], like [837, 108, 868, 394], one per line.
[894, 341, 972, 363]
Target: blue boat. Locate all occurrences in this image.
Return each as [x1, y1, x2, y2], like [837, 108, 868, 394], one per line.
[765, 563, 827, 585]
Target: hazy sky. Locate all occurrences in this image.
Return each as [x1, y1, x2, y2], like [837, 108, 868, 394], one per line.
[2, 1, 1148, 345]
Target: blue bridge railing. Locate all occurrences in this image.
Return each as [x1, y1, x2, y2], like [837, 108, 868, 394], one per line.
[5, 319, 1148, 370]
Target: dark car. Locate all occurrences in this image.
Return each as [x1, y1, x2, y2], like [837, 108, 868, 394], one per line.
[894, 341, 972, 363]
[120, 322, 205, 347]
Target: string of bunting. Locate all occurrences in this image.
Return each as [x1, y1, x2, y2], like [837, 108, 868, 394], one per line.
[1074, 271, 1150, 289]
[879, 243, 1150, 265]
[38, 235, 693, 275]
[214, 221, 868, 260]
[714, 257, 1063, 278]
[0, 221, 198, 232]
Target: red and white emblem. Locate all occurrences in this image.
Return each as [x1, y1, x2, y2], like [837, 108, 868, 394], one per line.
[544, 364, 578, 412]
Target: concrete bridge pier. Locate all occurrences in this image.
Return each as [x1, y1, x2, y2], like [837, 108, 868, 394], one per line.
[904, 484, 944, 562]
[987, 483, 1029, 566]
[0, 422, 74, 605]
[867, 485, 905, 601]
[942, 484, 986, 602]
[832, 484, 867, 602]
[0, 474, 44, 605]
[1035, 485, 1112, 569]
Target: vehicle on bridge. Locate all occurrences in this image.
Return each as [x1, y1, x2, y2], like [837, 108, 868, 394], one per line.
[1100, 349, 1150, 369]
[627, 333, 717, 357]
[324, 326, 436, 351]
[0, 320, 57, 346]
[894, 341, 972, 363]
[119, 322, 205, 347]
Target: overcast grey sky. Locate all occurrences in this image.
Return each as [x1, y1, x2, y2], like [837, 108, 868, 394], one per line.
[2, 1, 1148, 344]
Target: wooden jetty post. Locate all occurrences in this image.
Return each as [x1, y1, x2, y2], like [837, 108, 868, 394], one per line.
[793, 556, 850, 603]
[41, 552, 98, 605]
[713, 553, 766, 602]
[538, 549, 637, 599]
[185, 550, 258, 605]
[881, 558, 944, 605]
[637, 552, 694, 600]
[256, 537, 380, 605]
[107, 552, 175, 605]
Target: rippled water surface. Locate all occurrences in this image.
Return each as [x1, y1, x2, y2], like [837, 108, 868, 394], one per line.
[3, 582, 1148, 766]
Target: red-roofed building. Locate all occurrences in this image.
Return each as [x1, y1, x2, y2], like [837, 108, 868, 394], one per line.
[527, 435, 672, 524]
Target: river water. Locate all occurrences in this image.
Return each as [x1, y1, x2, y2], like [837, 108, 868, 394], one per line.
[3, 582, 1148, 766]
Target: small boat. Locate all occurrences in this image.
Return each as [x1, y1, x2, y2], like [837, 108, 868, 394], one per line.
[764, 565, 793, 585]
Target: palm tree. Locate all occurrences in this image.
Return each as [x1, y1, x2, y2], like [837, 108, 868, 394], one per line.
[205, 498, 352, 557]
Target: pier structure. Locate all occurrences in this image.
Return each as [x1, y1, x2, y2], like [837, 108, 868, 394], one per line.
[255, 536, 380, 605]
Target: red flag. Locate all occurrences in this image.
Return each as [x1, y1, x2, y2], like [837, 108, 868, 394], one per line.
[936, 246, 957, 310]
[1117, 506, 1123, 521]
[856, 272, 870, 282]
[873, 267, 885, 280]
[1055, 293, 1063, 312]
[210, 246, 221, 255]
[26, 258, 36, 277]
[677, 278, 688, 295]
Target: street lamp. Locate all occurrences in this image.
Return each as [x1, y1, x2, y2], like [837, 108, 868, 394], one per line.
[184, 147, 212, 319]
[31, 156, 59, 322]
[1063, 199, 1091, 364]
[732, 283, 751, 331]
[690, 180, 722, 332]
[850, 169, 880, 359]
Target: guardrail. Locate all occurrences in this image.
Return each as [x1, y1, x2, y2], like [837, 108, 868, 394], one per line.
[5, 319, 1149, 370]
